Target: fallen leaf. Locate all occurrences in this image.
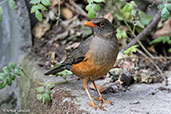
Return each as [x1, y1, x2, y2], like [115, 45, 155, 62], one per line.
[89, 83, 107, 93]
[48, 10, 56, 20]
[61, 8, 73, 19]
[49, 51, 56, 60]
[50, 0, 64, 7]
[33, 20, 51, 38]
[65, 42, 80, 50]
[104, 13, 113, 23]
[154, 18, 171, 38]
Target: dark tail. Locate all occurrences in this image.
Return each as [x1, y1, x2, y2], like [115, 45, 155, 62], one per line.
[44, 65, 65, 75]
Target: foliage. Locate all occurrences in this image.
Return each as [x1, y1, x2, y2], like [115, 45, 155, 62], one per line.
[30, 0, 51, 21]
[150, 36, 171, 53]
[36, 83, 53, 104]
[86, 0, 105, 19]
[56, 70, 73, 80]
[114, 1, 153, 29]
[158, 0, 171, 21]
[124, 45, 139, 55]
[150, 36, 171, 45]
[0, 62, 21, 89]
[116, 28, 127, 40]
[0, 7, 3, 21]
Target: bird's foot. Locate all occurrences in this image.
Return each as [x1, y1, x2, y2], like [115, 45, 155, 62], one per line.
[89, 102, 104, 110]
[95, 96, 112, 106]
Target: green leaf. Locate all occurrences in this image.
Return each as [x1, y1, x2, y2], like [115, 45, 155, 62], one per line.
[9, 62, 16, 69]
[6, 77, 12, 86]
[2, 66, 11, 73]
[0, 73, 7, 89]
[41, 0, 51, 6]
[0, 79, 6, 89]
[157, 4, 164, 9]
[87, 10, 96, 19]
[87, 0, 93, 4]
[9, 74, 16, 80]
[44, 89, 51, 95]
[168, 48, 171, 53]
[0, 73, 6, 80]
[139, 11, 153, 26]
[124, 45, 139, 55]
[36, 86, 45, 93]
[42, 92, 51, 104]
[93, 0, 105, 2]
[120, 1, 136, 21]
[42, 93, 51, 101]
[116, 28, 127, 40]
[150, 36, 170, 45]
[31, 5, 38, 13]
[8, 0, 16, 10]
[56, 70, 72, 77]
[86, 3, 100, 19]
[161, 7, 170, 21]
[37, 4, 47, 11]
[37, 94, 43, 100]
[0, 7, 3, 21]
[86, 3, 100, 11]
[166, 3, 171, 11]
[35, 10, 43, 21]
[45, 82, 55, 88]
[14, 68, 21, 76]
[30, 0, 41, 4]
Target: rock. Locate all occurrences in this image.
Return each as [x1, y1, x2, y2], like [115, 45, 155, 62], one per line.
[0, 0, 31, 111]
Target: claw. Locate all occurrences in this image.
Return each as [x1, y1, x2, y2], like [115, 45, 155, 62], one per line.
[95, 96, 112, 106]
[89, 102, 104, 110]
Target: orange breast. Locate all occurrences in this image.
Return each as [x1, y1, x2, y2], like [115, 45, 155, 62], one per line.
[71, 53, 113, 80]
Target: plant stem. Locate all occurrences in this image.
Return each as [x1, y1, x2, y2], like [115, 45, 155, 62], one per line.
[56, 0, 61, 25]
[114, 3, 154, 58]
[0, 0, 8, 6]
[19, 68, 35, 83]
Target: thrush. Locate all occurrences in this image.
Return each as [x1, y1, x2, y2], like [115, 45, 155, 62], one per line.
[45, 18, 119, 110]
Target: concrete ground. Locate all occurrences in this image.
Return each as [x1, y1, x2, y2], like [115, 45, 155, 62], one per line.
[59, 71, 171, 114]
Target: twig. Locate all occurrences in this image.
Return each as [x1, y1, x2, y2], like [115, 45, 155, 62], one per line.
[19, 68, 35, 83]
[121, 10, 161, 52]
[136, 49, 168, 86]
[114, 3, 154, 58]
[56, 0, 61, 25]
[65, 1, 88, 18]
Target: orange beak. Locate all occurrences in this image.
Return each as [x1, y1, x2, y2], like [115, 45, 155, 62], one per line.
[84, 21, 97, 27]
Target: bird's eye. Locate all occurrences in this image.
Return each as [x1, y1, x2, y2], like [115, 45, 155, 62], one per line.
[100, 22, 104, 27]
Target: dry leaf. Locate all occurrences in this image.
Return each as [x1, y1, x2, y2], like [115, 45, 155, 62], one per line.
[50, 0, 64, 7]
[154, 18, 171, 38]
[61, 8, 73, 19]
[65, 42, 80, 50]
[120, 60, 135, 70]
[89, 83, 107, 93]
[49, 51, 56, 60]
[104, 13, 113, 23]
[33, 20, 51, 38]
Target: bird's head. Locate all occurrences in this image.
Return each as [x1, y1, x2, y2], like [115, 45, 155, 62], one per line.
[84, 18, 113, 35]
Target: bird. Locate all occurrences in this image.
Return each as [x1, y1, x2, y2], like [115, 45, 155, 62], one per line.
[45, 18, 119, 110]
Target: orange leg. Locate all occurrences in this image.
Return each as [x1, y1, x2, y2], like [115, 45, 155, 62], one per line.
[82, 79, 102, 110]
[92, 81, 112, 107]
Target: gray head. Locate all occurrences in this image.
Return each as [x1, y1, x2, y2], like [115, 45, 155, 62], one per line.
[85, 18, 114, 35]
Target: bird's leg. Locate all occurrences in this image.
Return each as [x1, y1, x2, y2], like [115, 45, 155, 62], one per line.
[92, 81, 112, 107]
[82, 79, 101, 110]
